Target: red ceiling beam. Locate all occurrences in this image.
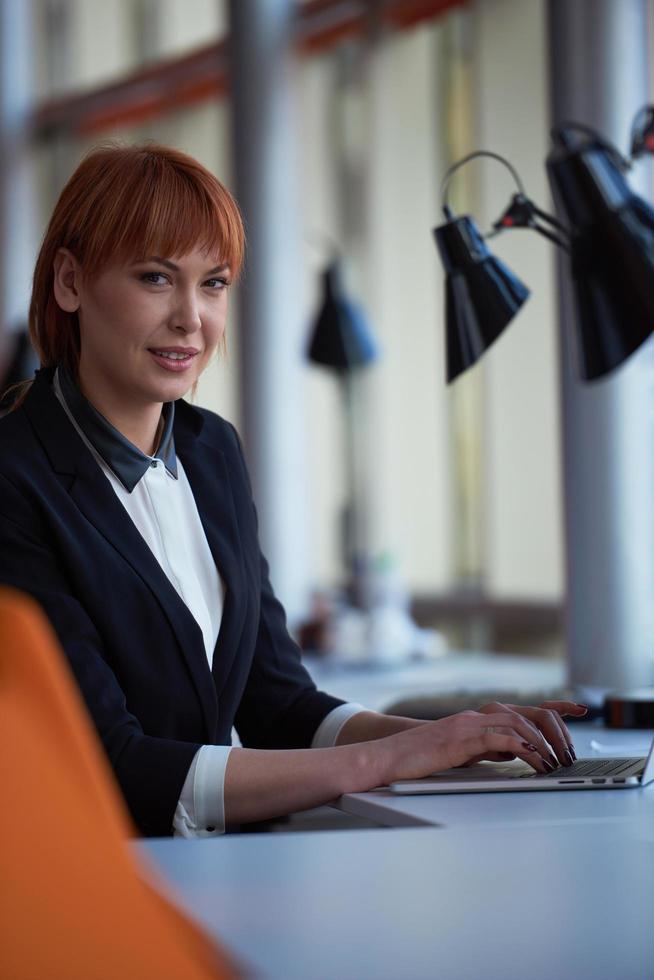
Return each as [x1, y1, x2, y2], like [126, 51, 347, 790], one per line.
[384, 0, 468, 30]
[33, 40, 230, 138]
[33, 0, 467, 138]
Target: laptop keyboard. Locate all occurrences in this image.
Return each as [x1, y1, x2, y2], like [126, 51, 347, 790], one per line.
[542, 757, 642, 778]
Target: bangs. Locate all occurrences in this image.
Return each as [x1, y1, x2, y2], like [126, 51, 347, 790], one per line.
[68, 145, 244, 277]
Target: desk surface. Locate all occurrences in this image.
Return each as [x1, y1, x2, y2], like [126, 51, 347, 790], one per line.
[140, 661, 654, 980]
[141, 817, 654, 980]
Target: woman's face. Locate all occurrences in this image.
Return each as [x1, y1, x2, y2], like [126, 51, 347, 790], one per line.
[59, 247, 231, 412]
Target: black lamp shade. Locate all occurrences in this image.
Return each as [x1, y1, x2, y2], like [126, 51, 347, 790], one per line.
[434, 216, 530, 382]
[548, 139, 654, 380]
[307, 262, 378, 372]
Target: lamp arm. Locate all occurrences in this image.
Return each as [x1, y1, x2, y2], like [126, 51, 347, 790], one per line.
[488, 192, 571, 251]
[485, 221, 570, 252]
[440, 150, 526, 219]
[529, 202, 569, 236]
[529, 223, 571, 253]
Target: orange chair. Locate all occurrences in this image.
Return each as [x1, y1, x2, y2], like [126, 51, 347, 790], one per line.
[0, 587, 238, 980]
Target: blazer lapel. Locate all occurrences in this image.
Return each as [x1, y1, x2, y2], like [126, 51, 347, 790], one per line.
[174, 412, 247, 701]
[23, 373, 219, 739]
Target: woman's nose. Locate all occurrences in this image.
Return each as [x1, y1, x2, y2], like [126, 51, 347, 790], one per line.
[171, 293, 202, 333]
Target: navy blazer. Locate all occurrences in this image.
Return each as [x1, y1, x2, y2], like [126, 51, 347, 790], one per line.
[0, 368, 343, 836]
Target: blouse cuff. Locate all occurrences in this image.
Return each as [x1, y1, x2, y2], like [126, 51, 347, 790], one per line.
[172, 744, 233, 838]
[310, 702, 367, 749]
[172, 706, 366, 836]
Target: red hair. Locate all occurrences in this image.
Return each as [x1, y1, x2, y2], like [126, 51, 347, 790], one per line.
[28, 142, 245, 379]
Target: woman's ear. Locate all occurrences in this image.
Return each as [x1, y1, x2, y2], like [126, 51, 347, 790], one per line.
[52, 248, 82, 313]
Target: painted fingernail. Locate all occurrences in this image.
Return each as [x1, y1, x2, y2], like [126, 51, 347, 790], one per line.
[549, 753, 559, 769]
[569, 745, 577, 761]
[542, 759, 555, 773]
[575, 704, 589, 712]
[564, 750, 573, 766]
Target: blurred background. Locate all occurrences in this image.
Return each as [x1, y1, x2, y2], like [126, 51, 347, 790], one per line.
[2, 0, 654, 673]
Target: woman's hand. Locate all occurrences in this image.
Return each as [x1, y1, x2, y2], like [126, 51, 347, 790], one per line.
[377, 700, 588, 784]
[470, 700, 588, 767]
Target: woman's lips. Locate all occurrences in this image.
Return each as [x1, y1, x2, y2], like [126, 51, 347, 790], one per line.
[148, 349, 198, 373]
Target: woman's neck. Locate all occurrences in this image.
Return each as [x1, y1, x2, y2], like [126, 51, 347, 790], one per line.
[76, 374, 164, 456]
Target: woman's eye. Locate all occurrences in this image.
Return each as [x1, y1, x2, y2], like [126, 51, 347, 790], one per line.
[141, 272, 169, 285]
[204, 277, 230, 290]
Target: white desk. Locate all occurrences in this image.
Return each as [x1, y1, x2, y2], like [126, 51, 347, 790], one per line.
[138, 659, 654, 979]
[140, 815, 654, 980]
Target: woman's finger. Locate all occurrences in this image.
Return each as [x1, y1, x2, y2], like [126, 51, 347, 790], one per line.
[540, 701, 589, 717]
[465, 730, 553, 773]
[541, 701, 589, 760]
[505, 704, 578, 765]
[464, 717, 555, 771]
[476, 710, 559, 769]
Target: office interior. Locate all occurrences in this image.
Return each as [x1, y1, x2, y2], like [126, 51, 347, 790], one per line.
[4, 0, 651, 677]
[2, 2, 654, 979]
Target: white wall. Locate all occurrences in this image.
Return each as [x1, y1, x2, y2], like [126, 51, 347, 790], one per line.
[296, 52, 348, 588]
[67, 0, 134, 91]
[473, 0, 563, 600]
[145, 0, 226, 59]
[296, 24, 452, 593]
[359, 24, 452, 593]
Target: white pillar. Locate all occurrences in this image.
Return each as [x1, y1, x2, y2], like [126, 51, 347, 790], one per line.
[358, 27, 397, 603]
[228, 0, 310, 625]
[0, 0, 37, 367]
[548, 0, 654, 696]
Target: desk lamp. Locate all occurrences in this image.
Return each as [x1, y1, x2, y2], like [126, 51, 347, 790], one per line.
[434, 107, 654, 383]
[306, 259, 440, 663]
[307, 258, 378, 614]
[432, 107, 654, 727]
[434, 150, 568, 382]
[307, 260, 378, 371]
[546, 120, 654, 378]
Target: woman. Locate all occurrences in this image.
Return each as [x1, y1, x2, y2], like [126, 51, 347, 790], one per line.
[0, 144, 587, 837]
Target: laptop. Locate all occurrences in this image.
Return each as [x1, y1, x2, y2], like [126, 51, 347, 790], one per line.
[390, 737, 654, 795]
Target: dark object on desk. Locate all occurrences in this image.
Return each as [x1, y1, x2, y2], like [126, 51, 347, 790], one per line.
[387, 689, 601, 722]
[604, 689, 654, 729]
